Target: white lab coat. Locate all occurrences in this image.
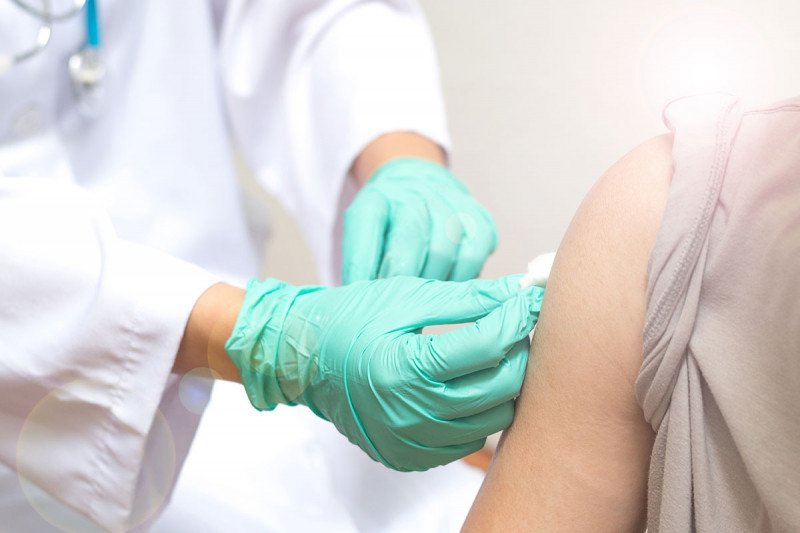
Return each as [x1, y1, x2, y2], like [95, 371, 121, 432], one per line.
[0, 1, 482, 531]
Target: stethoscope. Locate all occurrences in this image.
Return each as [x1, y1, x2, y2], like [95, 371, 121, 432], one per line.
[1, 0, 104, 105]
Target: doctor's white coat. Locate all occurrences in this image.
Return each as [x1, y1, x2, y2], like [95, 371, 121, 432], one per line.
[0, 1, 483, 530]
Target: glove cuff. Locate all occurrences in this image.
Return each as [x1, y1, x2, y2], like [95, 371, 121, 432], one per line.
[368, 157, 468, 193]
[224, 278, 302, 411]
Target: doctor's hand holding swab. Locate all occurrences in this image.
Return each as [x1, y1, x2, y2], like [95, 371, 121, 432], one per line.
[176, 275, 543, 472]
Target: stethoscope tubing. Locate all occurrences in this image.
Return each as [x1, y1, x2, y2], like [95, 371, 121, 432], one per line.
[5, 0, 99, 68]
[10, 0, 84, 22]
[85, 0, 100, 47]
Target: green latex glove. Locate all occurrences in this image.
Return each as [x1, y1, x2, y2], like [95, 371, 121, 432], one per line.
[342, 158, 498, 284]
[225, 275, 544, 472]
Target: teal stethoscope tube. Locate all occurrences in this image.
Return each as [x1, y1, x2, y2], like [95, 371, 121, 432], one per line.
[85, 0, 101, 48]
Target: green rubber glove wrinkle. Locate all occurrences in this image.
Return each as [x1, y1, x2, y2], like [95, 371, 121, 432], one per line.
[226, 275, 544, 471]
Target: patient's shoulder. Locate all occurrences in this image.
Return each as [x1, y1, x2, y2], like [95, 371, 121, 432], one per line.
[585, 134, 672, 228]
[556, 133, 673, 329]
[464, 135, 674, 530]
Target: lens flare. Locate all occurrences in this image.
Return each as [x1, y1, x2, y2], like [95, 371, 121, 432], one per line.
[639, 6, 775, 115]
[17, 380, 177, 531]
[178, 368, 216, 415]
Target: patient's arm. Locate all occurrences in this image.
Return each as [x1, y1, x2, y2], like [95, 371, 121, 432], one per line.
[464, 135, 673, 531]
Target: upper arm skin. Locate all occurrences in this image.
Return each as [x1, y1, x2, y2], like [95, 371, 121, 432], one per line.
[463, 135, 673, 532]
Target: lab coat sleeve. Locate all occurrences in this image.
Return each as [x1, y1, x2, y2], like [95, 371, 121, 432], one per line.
[218, 0, 450, 284]
[0, 179, 218, 531]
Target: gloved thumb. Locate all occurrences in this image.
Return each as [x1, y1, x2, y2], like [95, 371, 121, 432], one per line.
[418, 286, 544, 382]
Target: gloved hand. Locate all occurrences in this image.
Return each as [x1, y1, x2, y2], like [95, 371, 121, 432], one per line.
[225, 275, 544, 471]
[342, 158, 498, 284]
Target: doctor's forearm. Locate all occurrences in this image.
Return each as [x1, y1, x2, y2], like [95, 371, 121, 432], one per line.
[352, 132, 446, 184]
[174, 283, 245, 383]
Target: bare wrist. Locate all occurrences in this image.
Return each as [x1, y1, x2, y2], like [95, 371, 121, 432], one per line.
[174, 283, 246, 382]
[352, 131, 446, 185]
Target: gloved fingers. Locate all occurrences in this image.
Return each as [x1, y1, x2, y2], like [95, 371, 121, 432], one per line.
[418, 287, 541, 381]
[448, 208, 498, 281]
[431, 338, 528, 419]
[420, 199, 460, 280]
[411, 337, 527, 420]
[342, 188, 390, 284]
[377, 198, 432, 278]
[402, 274, 527, 327]
[412, 400, 514, 448]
